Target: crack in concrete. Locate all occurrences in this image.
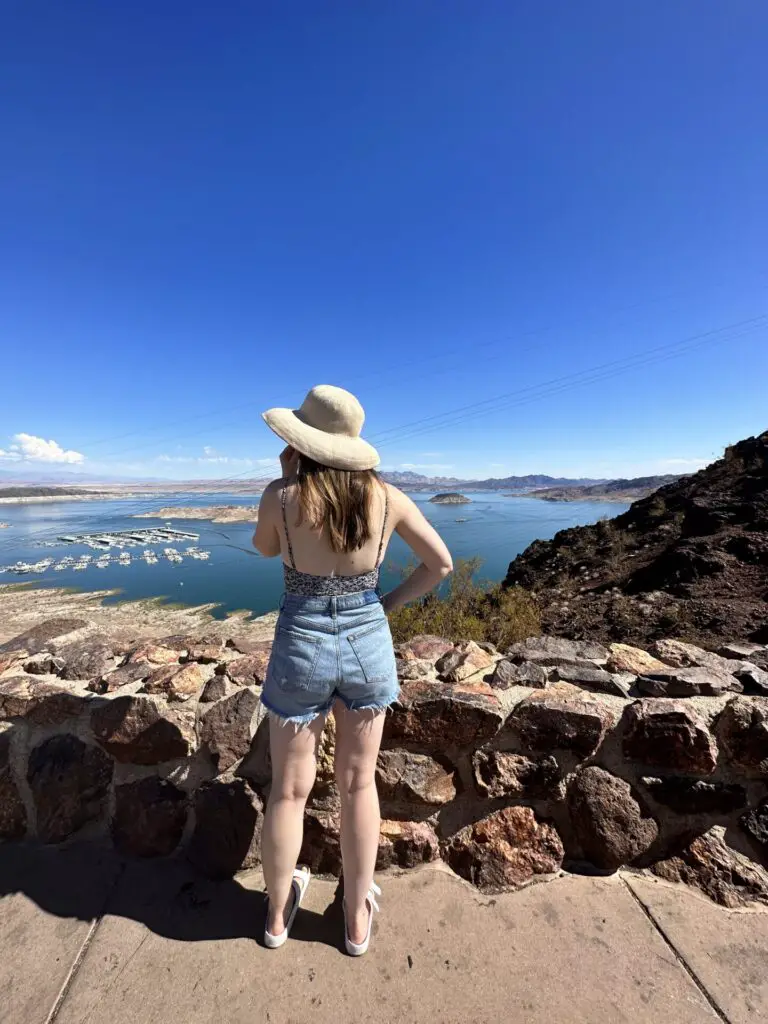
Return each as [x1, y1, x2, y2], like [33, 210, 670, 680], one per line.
[44, 916, 103, 1024]
[44, 859, 126, 1024]
[621, 876, 732, 1024]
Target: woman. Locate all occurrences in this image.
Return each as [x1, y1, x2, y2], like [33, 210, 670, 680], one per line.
[252, 384, 453, 955]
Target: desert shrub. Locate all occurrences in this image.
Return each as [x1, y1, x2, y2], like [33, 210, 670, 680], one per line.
[387, 557, 540, 647]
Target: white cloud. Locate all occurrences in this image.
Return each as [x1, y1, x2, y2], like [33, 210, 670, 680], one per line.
[418, 451, 444, 458]
[0, 433, 85, 464]
[399, 462, 454, 472]
[202, 445, 218, 457]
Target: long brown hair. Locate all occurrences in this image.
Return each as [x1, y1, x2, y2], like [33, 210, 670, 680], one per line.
[294, 455, 382, 554]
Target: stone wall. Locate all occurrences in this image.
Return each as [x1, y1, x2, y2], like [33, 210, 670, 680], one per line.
[1, 618, 768, 907]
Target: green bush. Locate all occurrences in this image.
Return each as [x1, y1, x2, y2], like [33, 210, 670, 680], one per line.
[387, 557, 540, 648]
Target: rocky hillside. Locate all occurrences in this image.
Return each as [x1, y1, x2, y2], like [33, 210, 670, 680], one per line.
[528, 474, 682, 502]
[505, 430, 768, 646]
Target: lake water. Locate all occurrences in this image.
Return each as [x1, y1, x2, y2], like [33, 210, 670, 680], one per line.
[0, 492, 628, 618]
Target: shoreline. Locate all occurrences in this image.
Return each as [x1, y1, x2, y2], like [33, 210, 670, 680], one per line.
[0, 581, 277, 647]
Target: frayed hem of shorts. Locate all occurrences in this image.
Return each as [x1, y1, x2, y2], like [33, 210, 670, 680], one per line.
[336, 695, 399, 715]
[260, 696, 331, 731]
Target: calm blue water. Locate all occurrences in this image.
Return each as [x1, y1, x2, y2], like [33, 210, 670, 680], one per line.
[0, 492, 628, 618]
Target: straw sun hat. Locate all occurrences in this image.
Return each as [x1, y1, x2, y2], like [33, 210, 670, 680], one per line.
[262, 385, 380, 471]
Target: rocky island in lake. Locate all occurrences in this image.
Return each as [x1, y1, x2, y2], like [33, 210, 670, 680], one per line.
[134, 505, 259, 524]
[429, 492, 471, 505]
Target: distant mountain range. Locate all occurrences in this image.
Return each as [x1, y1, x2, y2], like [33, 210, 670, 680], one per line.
[527, 474, 682, 502]
[379, 471, 606, 490]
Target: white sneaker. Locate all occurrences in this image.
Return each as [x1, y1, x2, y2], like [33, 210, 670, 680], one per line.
[344, 881, 381, 956]
[264, 866, 311, 949]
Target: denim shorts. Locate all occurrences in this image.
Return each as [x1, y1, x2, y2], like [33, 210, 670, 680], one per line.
[260, 590, 400, 726]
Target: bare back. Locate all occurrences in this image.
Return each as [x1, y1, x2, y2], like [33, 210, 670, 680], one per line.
[278, 478, 392, 577]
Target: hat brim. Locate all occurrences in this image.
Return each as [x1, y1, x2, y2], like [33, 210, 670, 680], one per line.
[262, 408, 381, 471]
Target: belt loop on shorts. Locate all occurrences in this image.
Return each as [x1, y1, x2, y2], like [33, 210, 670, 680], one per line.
[330, 595, 338, 622]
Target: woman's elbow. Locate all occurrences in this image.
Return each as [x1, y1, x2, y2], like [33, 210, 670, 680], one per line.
[437, 557, 453, 580]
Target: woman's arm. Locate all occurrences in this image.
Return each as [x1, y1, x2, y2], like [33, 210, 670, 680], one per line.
[252, 482, 282, 557]
[380, 488, 453, 613]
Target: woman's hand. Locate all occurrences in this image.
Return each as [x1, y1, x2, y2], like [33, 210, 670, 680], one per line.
[279, 445, 300, 479]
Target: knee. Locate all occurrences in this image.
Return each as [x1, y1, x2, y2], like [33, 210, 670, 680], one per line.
[335, 762, 376, 803]
[271, 770, 316, 805]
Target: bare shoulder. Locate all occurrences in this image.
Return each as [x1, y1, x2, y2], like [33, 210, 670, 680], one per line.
[258, 479, 284, 512]
[380, 481, 418, 522]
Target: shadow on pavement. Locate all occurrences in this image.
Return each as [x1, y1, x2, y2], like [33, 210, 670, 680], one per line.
[0, 840, 345, 950]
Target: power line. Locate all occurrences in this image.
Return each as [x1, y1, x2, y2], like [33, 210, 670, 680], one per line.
[77, 274, 768, 458]
[369, 315, 766, 445]
[1, 312, 762, 554]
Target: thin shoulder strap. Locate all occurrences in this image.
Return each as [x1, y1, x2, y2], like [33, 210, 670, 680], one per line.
[375, 486, 389, 567]
[281, 485, 297, 569]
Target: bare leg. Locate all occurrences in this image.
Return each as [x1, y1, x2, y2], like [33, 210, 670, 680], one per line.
[261, 715, 325, 935]
[334, 702, 386, 945]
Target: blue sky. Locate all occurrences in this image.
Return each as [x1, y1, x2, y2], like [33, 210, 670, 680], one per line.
[1, 2, 766, 482]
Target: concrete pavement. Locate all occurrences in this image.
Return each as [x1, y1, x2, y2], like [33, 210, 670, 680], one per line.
[0, 843, 765, 1024]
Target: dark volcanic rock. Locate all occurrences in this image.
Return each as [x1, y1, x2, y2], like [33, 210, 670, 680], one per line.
[550, 664, 630, 697]
[443, 806, 564, 893]
[126, 642, 180, 666]
[187, 778, 264, 878]
[224, 637, 274, 659]
[88, 662, 152, 694]
[641, 776, 747, 815]
[735, 664, 768, 696]
[473, 750, 561, 800]
[141, 662, 206, 702]
[0, 650, 29, 674]
[23, 653, 65, 675]
[505, 694, 614, 757]
[376, 749, 456, 806]
[0, 677, 84, 725]
[490, 659, 547, 690]
[27, 734, 112, 843]
[0, 618, 88, 655]
[719, 641, 767, 662]
[57, 640, 116, 681]
[651, 639, 736, 675]
[91, 695, 196, 765]
[622, 699, 717, 774]
[437, 641, 496, 683]
[396, 635, 456, 664]
[637, 666, 739, 697]
[112, 777, 187, 857]
[199, 673, 239, 703]
[383, 679, 504, 750]
[199, 688, 260, 771]
[226, 652, 271, 687]
[0, 729, 26, 840]
[503, 431, 768, 647]
[182, 643, 223, 664]
[652, 829, 768, 907]
[508, 636, 608, 664]
[299, 809, 342, 875]
[740, 800, 768, 854]
[377, 820, 440, 870]
[715, 697, 768, 777]
[567, 766, 658, 870]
